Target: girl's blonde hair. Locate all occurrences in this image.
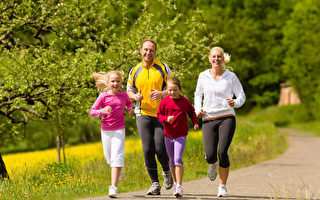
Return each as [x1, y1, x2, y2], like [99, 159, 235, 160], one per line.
[92, 70, 124, 92]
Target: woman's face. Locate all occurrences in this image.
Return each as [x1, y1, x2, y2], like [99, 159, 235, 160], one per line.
[209, 49, 224, 69]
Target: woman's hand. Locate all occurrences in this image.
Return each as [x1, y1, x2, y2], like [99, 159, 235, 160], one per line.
[197, 109, 206, 118]
[227, 98, 234, 107]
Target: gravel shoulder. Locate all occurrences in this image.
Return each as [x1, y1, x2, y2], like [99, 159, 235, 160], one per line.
[80, 128, 320, 200]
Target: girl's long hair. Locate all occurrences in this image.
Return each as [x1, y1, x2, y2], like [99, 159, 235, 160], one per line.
[91, 71, 124, 92]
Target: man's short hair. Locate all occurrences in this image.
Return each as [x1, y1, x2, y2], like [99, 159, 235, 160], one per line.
[141, 39, 157, 51]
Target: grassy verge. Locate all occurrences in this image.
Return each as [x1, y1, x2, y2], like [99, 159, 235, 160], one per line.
[245, 105, 320, 137]
[1, 119, 287, 200]
[285, 121, 320, 136]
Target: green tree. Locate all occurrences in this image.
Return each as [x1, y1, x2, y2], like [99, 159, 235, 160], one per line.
[0, 0, 221, 168]
[282, 0, 320, 118]
[190, 0, 295, 108]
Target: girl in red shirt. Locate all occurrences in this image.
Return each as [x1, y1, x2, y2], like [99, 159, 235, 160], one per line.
[157, 77, 199, 198]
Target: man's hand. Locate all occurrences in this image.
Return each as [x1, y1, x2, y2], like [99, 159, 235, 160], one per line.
[149, 89, 162, 101]
[135, 90, 144, 101]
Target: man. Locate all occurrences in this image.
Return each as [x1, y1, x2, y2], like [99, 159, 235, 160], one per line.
[127, 39, 173, 195]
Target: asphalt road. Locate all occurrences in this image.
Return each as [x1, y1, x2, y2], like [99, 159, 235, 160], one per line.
[79, 128, 320, 200]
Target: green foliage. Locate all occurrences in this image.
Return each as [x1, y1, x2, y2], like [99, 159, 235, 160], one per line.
[196, 0, 296, 106]
[286, 120, 320, 136]
[282, 0, 320, 116]
[1, 0, 220, 142]
[2, 0, 320, 153]
[245, 105, 313, 126]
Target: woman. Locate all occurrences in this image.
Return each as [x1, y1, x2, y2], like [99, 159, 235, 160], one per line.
[194, 47, 245, 197]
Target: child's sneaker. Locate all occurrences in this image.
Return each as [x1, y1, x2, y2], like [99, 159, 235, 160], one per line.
[217, 184, 227, 197]
[172, 183, 177, 196]
[208, 162, 218, 181]
[174, 184, 183, 198]
[108, 185, 118, 198]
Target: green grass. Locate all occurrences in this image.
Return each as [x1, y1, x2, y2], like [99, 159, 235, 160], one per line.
[245, 104, 320, 137]
[0, 119, 288, 200]
[285, 120, 320, 136]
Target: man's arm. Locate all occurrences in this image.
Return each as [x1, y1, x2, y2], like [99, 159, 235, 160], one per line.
[127, 83, 143, 102]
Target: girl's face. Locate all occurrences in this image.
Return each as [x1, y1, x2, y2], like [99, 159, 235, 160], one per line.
[167, 82, 181, 99]
[107, 73, 122, 93]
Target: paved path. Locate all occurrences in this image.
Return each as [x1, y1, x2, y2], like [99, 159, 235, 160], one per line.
[80, 128, 320, 199]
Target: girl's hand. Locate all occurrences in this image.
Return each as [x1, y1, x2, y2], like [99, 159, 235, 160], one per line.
[193, 124, 199, 130]
[227, 98, 234, 107]
[197, 109, 206, 118]
[167, 116, 174, 123]
[127, 108, 134, 115]
[105, 106, 112, 114]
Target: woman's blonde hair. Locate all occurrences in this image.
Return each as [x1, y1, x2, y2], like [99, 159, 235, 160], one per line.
[92, 70, 124, 92]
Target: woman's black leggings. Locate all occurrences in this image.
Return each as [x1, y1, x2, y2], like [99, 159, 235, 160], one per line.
[202, 116, 236, 168]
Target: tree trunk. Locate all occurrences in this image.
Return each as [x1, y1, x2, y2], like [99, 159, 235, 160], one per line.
[0, 154, 9, 180]
[56, 135, 61, 163]
[57, 114, 66, 163]
[61, 131, 66, 163]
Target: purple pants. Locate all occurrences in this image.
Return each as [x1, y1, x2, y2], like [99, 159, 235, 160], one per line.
[164, 136, 186, 167]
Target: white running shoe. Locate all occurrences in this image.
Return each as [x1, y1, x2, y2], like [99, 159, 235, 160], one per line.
[108, 185, 118, 198]
[172, 183, 177, 196]
[162, 170, 173, 189]
[208, 162, 218, 181]
[146, 182, 161, 195]
[174, 184, 183, 198]
[217, 184, 227, 197]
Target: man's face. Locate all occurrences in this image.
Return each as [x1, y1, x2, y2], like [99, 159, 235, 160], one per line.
[140, 41, 156, 62]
